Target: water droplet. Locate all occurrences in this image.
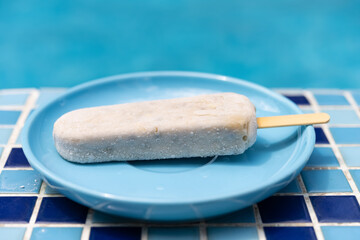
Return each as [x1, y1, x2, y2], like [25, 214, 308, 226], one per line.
[19, 185, 25, 189]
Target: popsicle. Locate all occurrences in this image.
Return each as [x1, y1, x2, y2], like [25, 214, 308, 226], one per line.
[53, 93, 257, 163]
[53, 92, 330, 163]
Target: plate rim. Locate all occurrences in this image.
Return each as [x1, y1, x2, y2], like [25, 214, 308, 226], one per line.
[22, 71, 315, 205]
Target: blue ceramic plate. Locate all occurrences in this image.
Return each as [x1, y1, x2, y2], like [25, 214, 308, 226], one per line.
[22, 72, 315, 222]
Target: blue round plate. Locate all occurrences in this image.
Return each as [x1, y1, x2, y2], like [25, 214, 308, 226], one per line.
[22, 71, 315, 222]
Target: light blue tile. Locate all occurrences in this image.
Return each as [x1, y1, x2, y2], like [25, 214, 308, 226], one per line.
[92, 211, 133, 223]
[278, 179, 302, 193]
[148, 227, 200, 240]
[15, 110, 34, 144]
[0, 128, 13, 144]
[207, 227, 258, 240]
[44, 184, 60, 194]
[0, 94, 28, 106]
[0, 111, 21, 125]
[31, 227, 82, 240]
[314, 94, 349, 105]
[0, 170, 42, 193]
[301, 109, 315, 114]
[0, 147, 3, 157]
[352, 92, 360, 106]
[36, 89, 66, 108]
[324, 109, 360, 124]
[350, 170, 360, 190]
[0, 227, 26, 240]
[322, 226, 360, 240]
[340, 147, 360, 167]
[330, 128, 360, 144]
[208, 206, 255, 223]
[301, 170, 351, 193]
[306, 147, 339, 167]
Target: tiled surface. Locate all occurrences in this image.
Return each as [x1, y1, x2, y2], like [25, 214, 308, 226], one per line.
[322, 226, 360, 240]
[0, 89, 360, 239]
[31, 227, 83, 240]
[301, 170, 351, 193]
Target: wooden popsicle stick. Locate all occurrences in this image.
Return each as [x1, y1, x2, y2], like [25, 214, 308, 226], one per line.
[257, 113, 330, 129]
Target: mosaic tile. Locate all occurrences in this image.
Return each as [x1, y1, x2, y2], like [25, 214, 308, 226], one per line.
[310, 196, 360, 222]
[31, 227, 83, 240]
[0, 93, 28, 105]
[0, 227, 26, 240]
[349, 170, 360, 190]
[301, 170, 351, 193]
[323, 109, 360, 124]
[314, 94, 349, 105]
[208, 206, 255, 223]
[36, 197, 88, 223]
[314, 127, 329, 144]
[330, 128, 360, 144]
[322, 226, 360, 240]
[90, 227, 141, 240]
[264, 227, 316, 240]
[283, 95, 310, 105]
[5, 148, 31, 168]
[306, 147, 339, 167]
[92, 211, 135, 223]
[207, 227, 258, 240]
[258, 196, 311, 223]
[0, 170, 42, 193]
[352, 92, 360, 106]
[0, 128, 13, 144]
[340, 147, 360, 167]
[0, 197, 37, 222]
[0, 111, 21, 125]
[278, 179, 302, 193]
[148, 227, 199, 240]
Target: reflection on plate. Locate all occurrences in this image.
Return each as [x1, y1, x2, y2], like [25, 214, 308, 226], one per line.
[22, 71, 315, 222]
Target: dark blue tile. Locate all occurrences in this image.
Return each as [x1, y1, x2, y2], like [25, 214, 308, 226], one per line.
[0, 197, 36, 222]
[0, 111, 21, 125]
[5, 148, 31, 168]
[315, 127, 329, 144]
[36, 197, 88, 223]
[310, 196, 360, 222]
[264, 227, 316, 240]
[258, 196, 311, 223]
[90, 227, 141, 240]
[283, 95, 310, 105]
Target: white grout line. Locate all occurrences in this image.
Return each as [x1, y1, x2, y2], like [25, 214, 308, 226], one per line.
[297, 174, 324, 240]
[80, 209, 94, 240]
[3, 168, 34, 170]
[23, 181, 46, 240]
[0, 125, 16, 128]
[0, 193, 64, 197]
[303, 91, 328, 240]
[317, 105, 354, 110]
[0, 106, 26, 111]
[3, 221, 360, 228]
[141, 226, 149, 240]
[0, 89, 36, 94]
[199, 221, 207, 240]
[253, 204, 266, 240]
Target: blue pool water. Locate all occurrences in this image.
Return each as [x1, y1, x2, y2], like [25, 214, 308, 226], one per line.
[1, 0, 359, 88]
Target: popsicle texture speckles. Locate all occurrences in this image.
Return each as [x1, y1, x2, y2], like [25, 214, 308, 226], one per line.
[53, 93, 257, 163]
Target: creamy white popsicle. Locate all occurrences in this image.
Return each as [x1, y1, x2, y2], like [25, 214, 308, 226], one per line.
[53, 92, 257, 163]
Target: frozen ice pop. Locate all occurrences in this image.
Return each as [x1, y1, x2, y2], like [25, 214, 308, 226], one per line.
[53, 92, 257, 163]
